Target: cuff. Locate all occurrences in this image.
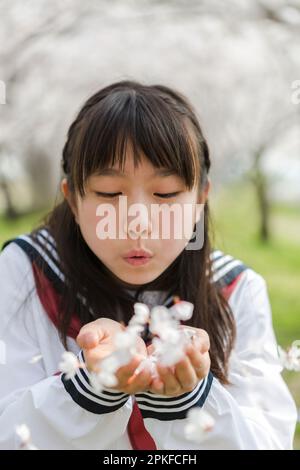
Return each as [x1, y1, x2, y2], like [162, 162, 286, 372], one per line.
[135, 371, 213, 421]
[61, 350, 130, 414]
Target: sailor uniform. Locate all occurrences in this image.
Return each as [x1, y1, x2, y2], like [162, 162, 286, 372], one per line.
[0, 229, 297, 449]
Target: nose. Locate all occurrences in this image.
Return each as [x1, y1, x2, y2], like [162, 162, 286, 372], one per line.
[124, 204, 153, 240]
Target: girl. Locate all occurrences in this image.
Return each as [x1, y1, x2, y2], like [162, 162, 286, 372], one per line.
[0, 80, 297, 450]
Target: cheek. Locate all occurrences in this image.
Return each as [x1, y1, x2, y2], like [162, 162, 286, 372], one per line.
[152, 200, 197, 243]
[77, 201, 122, 263]
[160, 237, 187, 260]
[78, 202, 96, 224]
[77, 201, 100, 244]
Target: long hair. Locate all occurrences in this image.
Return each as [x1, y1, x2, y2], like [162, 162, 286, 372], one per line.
[33, 80, 235, 384]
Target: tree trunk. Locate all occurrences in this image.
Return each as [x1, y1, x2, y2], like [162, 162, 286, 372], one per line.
[252, 151, 270, 243]
[0, 177, 18, 219]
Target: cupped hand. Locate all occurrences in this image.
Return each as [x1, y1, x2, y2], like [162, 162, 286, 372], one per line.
[147, 326, 210, 396]
[76, 318, 152, 394]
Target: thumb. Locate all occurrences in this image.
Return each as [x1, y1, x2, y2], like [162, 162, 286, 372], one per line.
[76, 322, 106, 350]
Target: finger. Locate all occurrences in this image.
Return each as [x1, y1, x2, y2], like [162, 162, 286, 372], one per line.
[186, 347, 211, 379]
[114, 356, 142, 385]
[82, 342, 116, 371]
[174, 356, 198, 391]
[180, 326, 210, 354]
[77, 322, 106, 349]
[192, 329, 210, 354]
[124, 368, 152, 394]
[186, 344, 204, 369]
[156, 364, 181, 396]
[148, 376, 165, 394]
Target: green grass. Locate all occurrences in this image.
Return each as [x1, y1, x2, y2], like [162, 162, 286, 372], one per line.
[211, 181, 300, 449]
[210, 182, 300, 347]
[0, 183, 299, 449]
[0, 209, 48, 248]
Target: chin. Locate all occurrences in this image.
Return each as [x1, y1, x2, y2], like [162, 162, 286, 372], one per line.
[123, 274, 156, 286]
[118, 270, 161, 287]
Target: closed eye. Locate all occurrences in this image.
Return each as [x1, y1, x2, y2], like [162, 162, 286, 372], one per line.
[154, 192, 181, 198]
[95, 191, 181, 199]
[95, 192, 122, 198]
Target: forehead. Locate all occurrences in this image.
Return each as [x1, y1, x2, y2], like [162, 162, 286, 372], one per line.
[94, 153, 181, 180]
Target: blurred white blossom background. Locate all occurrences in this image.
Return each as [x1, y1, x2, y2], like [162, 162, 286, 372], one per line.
[0, 0, 300, 214]
[0, 0, 300, 449]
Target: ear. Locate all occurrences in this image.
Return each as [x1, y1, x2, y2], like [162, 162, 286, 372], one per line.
[61, 178, 69, 199]
[61, 178, 79, 223]
[195, 178, 211, 222]
[198, 177, 211, 204]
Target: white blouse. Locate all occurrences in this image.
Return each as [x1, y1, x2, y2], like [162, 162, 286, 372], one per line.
[0, 241, 297, 450]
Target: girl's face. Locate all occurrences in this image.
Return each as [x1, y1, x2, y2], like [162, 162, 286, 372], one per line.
[62, 150, 210, 288]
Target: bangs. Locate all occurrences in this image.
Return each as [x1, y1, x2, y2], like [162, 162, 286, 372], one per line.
[71, 88, 200, 196]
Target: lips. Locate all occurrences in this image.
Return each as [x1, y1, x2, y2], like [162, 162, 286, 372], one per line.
[123, 249, 153, 259]
[123, 249, 153, 266]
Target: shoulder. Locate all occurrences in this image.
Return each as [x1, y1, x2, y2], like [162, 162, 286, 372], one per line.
[0, 232, 66, 344]
[210, 249, 249, 288]
[0, 227, 61, 314]
[211, 248, 266, 291]
[0, 240, 34, 289]
[211, 249, 270, 324]
[0, 239, 38, 334]
[210, 248, 250, 291]
[1, 228, 65, 291]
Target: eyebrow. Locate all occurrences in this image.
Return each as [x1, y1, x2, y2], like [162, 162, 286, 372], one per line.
[97, 168, 179, 178]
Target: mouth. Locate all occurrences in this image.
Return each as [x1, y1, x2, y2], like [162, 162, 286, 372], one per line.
[123, 249, 153, 266]
[123, 256, 152, 266]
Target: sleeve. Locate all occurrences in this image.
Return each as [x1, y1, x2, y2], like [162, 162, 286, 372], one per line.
[0, 243, 133, 450]
[135, 269, 297, 450]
